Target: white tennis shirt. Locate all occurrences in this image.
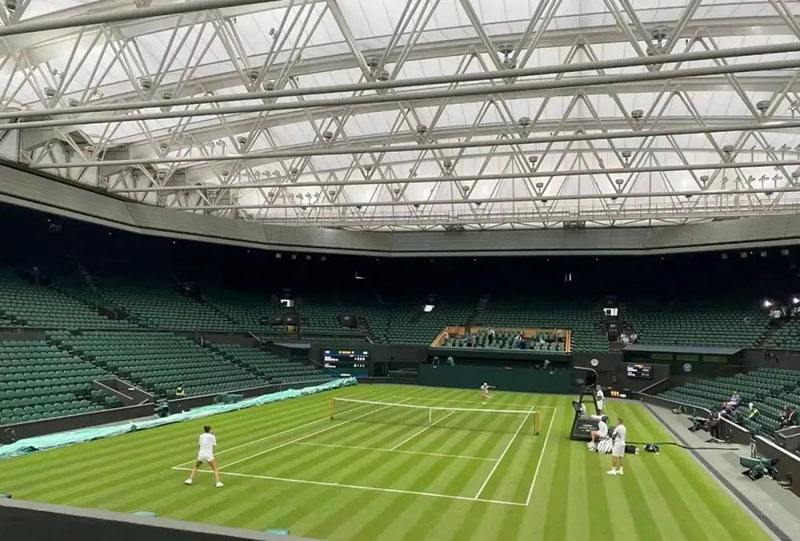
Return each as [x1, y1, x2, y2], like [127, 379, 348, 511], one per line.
[199, 433, 217, 456]
[613, 424, 626, 445]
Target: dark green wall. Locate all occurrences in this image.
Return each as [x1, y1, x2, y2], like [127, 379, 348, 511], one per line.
[418, 364, 572, 394]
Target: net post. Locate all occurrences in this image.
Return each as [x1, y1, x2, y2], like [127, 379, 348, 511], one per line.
[329, 397, 335, 420]
[534, 411, 540, 435]
[428, 406, 432, 424]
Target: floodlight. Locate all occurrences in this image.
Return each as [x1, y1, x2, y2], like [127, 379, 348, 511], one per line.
[763, 300, 773, 308]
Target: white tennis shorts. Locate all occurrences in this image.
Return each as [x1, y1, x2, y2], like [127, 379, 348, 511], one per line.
[611, 442, 625, 458]
[596, 400, 605, 411]
[197, 453, 214, 463]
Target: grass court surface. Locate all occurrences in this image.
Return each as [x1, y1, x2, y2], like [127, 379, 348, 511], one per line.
[0, 384, 770, 540]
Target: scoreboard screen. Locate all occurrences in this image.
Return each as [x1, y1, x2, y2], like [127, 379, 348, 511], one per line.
[323, 349, 368, 368]
[626, 363, 653, 379]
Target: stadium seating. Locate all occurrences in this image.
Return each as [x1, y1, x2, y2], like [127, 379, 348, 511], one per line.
[0, 340, 116, 425]
[49, 330, 265, 397]
[479, 298, 608, 352]
[212, 344, 333, 384]
[761, 318, 800, 350]
[0, 269, 130, 330]
[98, 279, 239, 332]
[625, 301, 768, 348]
[659, 367, 800, 435]
[204, 288, 284, 333]
[383, 301, 474, 345]
[297, 297, 368, 339]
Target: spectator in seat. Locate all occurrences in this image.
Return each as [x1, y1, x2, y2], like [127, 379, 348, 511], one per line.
[432, 356, 440, 368]
[446, 356, 455, 366]
[780, 406, 798, 429]
[720, 402, 736, 420]
[175, 384, 186, 398]
[619, 332, 630, 346]
[630, 332, 638, 344]
[724, 392, 741, 410]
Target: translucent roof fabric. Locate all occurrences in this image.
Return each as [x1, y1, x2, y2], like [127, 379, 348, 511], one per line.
[1, 0, 800, 230]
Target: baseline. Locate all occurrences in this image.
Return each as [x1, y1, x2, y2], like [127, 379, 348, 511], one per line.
[391, 395, 557, 409]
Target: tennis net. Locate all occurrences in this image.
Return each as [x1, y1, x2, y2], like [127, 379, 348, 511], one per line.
[329, 397, 540, 435]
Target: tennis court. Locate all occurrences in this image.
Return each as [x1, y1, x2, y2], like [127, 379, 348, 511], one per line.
[0, 384, 771, 541]
[173, 396, 556, 505]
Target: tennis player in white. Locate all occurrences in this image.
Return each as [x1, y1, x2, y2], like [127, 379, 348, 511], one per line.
[607, 417, 626, 475]
[480, 382, 495, 404]
[185, 425, 223, 487]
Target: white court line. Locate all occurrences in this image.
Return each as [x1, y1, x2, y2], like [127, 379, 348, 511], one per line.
[473, 407, 533, 500]
[219, 399, 408, 470]
[171, 398, 380, 468]
[525, 407, 556, 506]
[390, 411, 456, 451]
[295, 440, 496, 462]
[392, 396, 557, 409]
[173, 467, 525, 506]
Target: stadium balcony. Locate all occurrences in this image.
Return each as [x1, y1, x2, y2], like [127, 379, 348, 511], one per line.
[436, 328, 568, 353]
[49, 330, 265, 398]
[0, 340, 119, 425]
[478, 298, 608, 353]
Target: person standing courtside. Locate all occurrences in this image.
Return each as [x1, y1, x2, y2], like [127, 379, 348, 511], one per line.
[607, 417, 627, 476]
[595, 385, 605, 413]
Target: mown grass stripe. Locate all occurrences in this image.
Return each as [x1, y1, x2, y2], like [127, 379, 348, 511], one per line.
[622, 402, 727, 540]
[0, 386, 772, 541]
[541, 401, 571, 540]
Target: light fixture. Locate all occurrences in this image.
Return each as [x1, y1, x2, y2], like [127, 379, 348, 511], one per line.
[763, 300, 773, 308]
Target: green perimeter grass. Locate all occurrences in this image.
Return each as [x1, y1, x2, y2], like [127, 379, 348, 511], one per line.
[0, 384, 770, 541]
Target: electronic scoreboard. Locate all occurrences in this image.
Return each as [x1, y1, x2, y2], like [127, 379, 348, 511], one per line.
[626, 363, 653, 379]
[322, 349, 369, 378]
